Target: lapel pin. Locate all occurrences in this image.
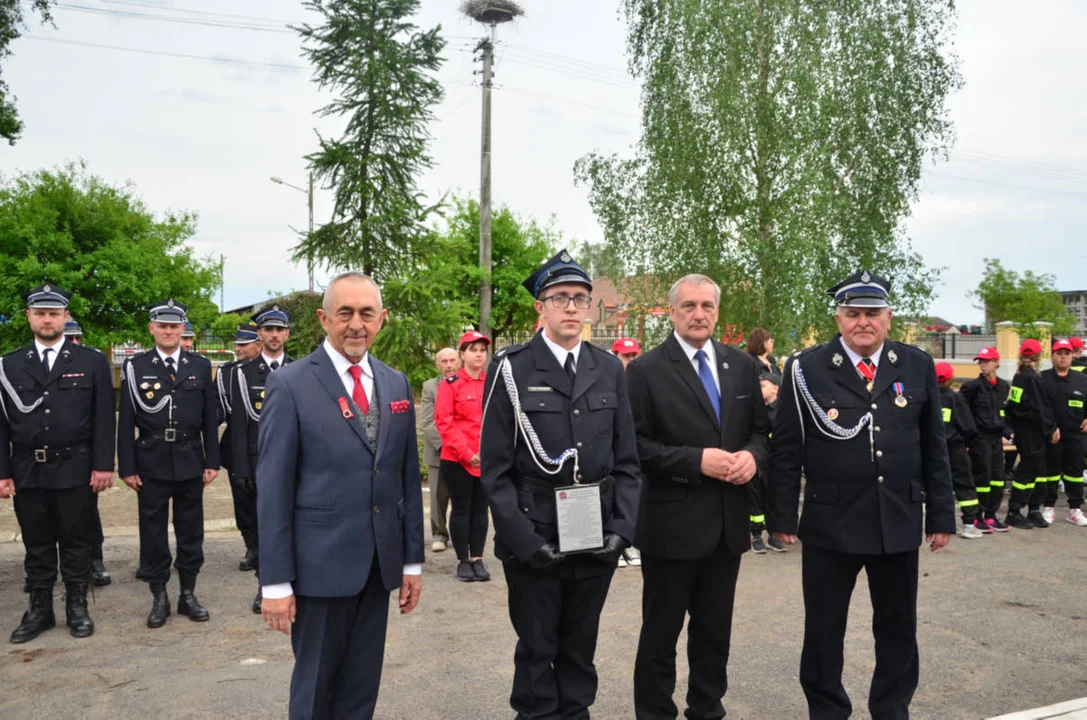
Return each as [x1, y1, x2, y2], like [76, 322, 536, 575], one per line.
[887, 350, 898, 364]
[338, 397, 355, 419]
[721, 361, 729, 370]
[827, 408, 839, 420]
[832, 353, 843, 367]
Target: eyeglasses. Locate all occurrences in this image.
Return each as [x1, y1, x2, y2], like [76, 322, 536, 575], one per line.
[540, 294, 592, 309]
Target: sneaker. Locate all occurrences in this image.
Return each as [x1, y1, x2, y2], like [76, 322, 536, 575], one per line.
[471, 559, 491, 582]
[985, 516, 1010, 533]
[431, 539, 447, 552]
[767, 535, 788, 552]
[456, 560, 475, 582]
[960, 524, 984, 539]
[972, 518, 993, 534]
[1027, 510, 1050, 529]
[1067, 508, 1087, 527]
[1041, 507, 1055, 525]
[1004, 511, 1033, 530]
[751, 535, 767, 554]
[623, 547, 642, 567]
[617, 554, 629, 568]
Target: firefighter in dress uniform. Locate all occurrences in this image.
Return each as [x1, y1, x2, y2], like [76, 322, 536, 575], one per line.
[118, 299, 220, 628]
[0, 285, 115, 642]
[480, 250, 642, 719]
[1039, 339, 1087, 526]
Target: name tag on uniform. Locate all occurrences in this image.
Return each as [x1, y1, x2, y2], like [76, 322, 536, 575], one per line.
[527, 386, 553, 392]
[554, 483, 604, 553]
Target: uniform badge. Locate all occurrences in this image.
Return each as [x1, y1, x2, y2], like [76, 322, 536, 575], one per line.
[43, 284, 52, 293]
[827, 408, 839, 420]
[255, 402, 262, 410]
[887, 350, 898, 364]
[895, 396, 908, 408]
[832, 353, 843, 367]
[153, 383, 161, 390]
[861, 270, 871, 283]
[140, 382, 150, 390]
[145, 391, 154, 399]
[560, 251, 572, 262]
[260, 390, 265, 398]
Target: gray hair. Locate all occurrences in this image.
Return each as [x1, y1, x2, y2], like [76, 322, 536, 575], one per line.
[434, 347, 457, 361]
[323, 272, 382, 312]
[668, 274, 721, 307]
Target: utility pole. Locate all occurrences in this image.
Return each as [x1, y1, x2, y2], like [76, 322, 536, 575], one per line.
[464, 0, 522, 338]
[478, 27, 495, 338]
[307, 172, 315, 293]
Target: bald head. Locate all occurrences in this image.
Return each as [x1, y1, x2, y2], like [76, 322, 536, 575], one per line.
[435, 347, 459, 378]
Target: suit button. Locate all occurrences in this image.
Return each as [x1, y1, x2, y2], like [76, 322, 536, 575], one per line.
[870, 403, 877, 410]
[373, 505, 380, 513]
[573, 409, 580, 417]
[43, 391, 49, 396]
[576, 473, 583, 481]
[876, 450, 883, 458]
[539, 402, 546, 407]
[44, 409, 50, 414]
[576, 442, 583, 448]
[875, 426, 881, 432]
[878, 476, 884, 483]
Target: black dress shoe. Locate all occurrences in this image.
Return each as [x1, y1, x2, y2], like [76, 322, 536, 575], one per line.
[471, 559, 491, 582]
[251, 588, 262, 615]
[65, 584, 94, 638]
[10, 588, 55, 644]
[147, 584, 171, 629]
[90, 559, 112, 587]
[238, 549, 256, 572]
[177, 573, 210, 622]
[456, 560, 476, 582]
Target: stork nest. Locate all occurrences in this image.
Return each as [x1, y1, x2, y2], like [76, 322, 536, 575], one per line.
[461, 0, 524, 24]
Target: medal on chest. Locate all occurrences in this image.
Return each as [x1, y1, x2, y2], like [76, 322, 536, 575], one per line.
[893, 382, 907, 408]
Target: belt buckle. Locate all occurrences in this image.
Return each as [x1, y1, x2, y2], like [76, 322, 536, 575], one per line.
[34, 449, 47, 463]
[163, 428, 177, 443]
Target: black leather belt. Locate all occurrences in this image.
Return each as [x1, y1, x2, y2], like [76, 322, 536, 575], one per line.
[519, 475, 614, 501]
[143, 429, 199, 443]
[25, 443, 91, 464]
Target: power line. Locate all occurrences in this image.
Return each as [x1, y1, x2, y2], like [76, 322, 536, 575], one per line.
[25, 35, 309, 70]
[94, 0, 298, 25]
[54, 3, 295, 33]
[926, 171, 1087, 200]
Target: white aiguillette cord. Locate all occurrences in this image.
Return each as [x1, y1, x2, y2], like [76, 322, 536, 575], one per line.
[0, 357, 45, 421]
[791, 359, 875, 460]
[124, 359, 174, 426]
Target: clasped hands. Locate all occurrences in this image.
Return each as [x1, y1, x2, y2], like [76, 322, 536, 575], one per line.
[524, 532, 629, 570]
[701, 448, 757, 484]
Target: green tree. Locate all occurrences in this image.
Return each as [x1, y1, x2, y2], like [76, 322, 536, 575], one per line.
[575, 0, 959, 346]
[0, 163, 221, 352]
[971, 258, 1076, 337]
[375, 197, 556, 389]
[209, 312, 250, 339]
[0, 1, 54, 145]
[293, 0, 444, 279]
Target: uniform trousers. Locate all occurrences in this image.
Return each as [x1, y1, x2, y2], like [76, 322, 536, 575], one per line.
[290, 559, 390, 720]
[13, 484, 96, 589]
[746, 473, 767, 534]
[228, 469, 258, 553]
[1008, 425, 1046, 513]
[947, 443, 979, 523]
[89, 492, 105, 561]
[503, 562, 615, 720]
[634, 539, 742, 720]
[442, 460, 488, 560]
[968, 432, 1006, 516]
[1044, 433, 1085, 509]
[136, 477, 205, 584]
[800, 543, 919, 720]
[427, 463, 450, 542]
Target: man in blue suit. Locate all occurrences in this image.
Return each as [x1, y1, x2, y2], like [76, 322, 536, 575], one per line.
[257, 272, 425, 720]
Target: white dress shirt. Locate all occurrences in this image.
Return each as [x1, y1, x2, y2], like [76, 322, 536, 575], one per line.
[673, 331, 720, 389]
[540, 331, 582, 373]
[35, 337, 65, 372]
[839, 339, 884, 377]
[261, 352, 285, 370]
[156, 346, 182, 369]
[263, 339, 420, 601]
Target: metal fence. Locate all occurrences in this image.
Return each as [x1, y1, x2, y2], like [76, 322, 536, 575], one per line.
[110, 335, 237, 365]
[917, 333, 996, 360]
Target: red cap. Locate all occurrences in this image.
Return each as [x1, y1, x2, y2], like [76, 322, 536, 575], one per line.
[458, 330, 491, 348]
[974, 347, 1000, 362]
[935, 362, 954, 383]
[1070, 337, 1084, 350]
[1052, 339, 1073, 353]
[1019, 339, 1042, 357]
[612, 337, 641, 355]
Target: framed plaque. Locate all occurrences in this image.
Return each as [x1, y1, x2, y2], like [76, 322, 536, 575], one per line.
[554, 483, 604, 553]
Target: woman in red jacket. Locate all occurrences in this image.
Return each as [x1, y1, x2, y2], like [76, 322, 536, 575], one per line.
[435, 330, 491, 582]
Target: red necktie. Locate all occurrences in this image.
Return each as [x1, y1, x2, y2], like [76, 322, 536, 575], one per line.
[348, 365, 369, 414]
[856, 358, 875, 382]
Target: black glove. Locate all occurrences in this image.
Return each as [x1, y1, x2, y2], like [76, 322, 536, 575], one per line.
[242, 477, 257, 492]
[523, 543, 566, 570]
[592, 532, 630, 559]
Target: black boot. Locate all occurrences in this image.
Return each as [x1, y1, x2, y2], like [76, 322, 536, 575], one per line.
[238, 547, 256, 572]
[10, 588, 55, 644]
[90, 558, 111, 587]
[65, 583, 94, 638]
[147, 583, 170, 629]
[251, 587, 262, 615]
[177, 572, 209, 622]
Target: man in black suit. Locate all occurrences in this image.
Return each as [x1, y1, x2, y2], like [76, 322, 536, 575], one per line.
[481, 250, 641, 719]
[626, 274, 770, 720]
[0, 284, 115, 643]
[767, 269, 955, 720]
[118, 299, 220, 628]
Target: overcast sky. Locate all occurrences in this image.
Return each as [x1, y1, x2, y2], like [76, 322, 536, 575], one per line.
[5, 0, 1087, 324]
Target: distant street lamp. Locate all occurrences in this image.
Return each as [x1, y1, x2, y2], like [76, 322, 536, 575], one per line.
[270, 174, 315, 292]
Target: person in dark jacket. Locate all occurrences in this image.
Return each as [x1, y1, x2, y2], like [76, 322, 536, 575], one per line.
[1003, 339, 1058, 530]
[1040, 339, 1087, 526]
[935, 362, 984, 538]
[745, 327, 785, 554]
[960, 347, 1011, 531]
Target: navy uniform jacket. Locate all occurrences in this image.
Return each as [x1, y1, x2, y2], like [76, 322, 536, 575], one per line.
[626, 335, 771, 559]
[1005, 366, 1056, 436]
[1040, 368, 1087, 432]
[767, 336, 956, 554]
[959, 375, 1009, 435]
[216, 360, 237, 472]
[0, 341, 115, 490]
[480, 333, 642, 577]
[230, 355, 294, 479]
[118, 349, 220, 481]
[940, 386, 977, 447]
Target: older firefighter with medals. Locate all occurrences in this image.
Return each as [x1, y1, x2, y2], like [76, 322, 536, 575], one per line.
[231, 304, 293, 613]
[480, 250, 641, 720]
[768, 269, 955, 720]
